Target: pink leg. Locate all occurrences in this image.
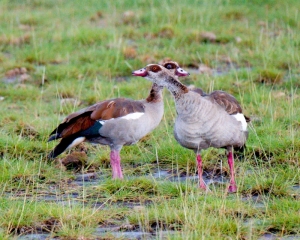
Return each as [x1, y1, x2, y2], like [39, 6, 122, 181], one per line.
[197, 154, 206, 190]
[110, 150, 123, 179]
[227, 151, 237, 193]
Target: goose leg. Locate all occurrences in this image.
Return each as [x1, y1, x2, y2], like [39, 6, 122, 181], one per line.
[110, 150, 124, 179]
[227, 150, 237, 192]
[197, 154, 206, 190]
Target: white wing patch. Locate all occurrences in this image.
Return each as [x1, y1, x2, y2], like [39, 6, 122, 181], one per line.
[96, 112, 144, 125]
[67, 137, 86, 150]
[121, 112, 144, 120]
[232, 113, 247, 131]
[98, 120, 106, 125]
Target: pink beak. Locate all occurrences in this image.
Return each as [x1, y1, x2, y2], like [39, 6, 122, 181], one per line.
[132, 68, 148, 77]
[175, 67, 190, 77]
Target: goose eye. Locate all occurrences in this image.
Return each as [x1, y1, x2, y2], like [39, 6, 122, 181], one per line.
[165, 63, 175, 70]
[166, 64, 173, 69]
[150, 66, 160, 72]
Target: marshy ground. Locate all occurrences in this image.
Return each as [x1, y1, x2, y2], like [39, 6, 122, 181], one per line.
[0, 0, 299, 239]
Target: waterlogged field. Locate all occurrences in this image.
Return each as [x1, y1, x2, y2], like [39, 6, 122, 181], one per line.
[0, 0, 299, 239]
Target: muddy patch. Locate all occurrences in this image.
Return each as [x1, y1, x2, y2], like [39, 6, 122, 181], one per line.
[2, 67, 31, 84]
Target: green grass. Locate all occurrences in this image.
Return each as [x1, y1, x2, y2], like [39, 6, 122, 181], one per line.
[0, 0, 299, 239]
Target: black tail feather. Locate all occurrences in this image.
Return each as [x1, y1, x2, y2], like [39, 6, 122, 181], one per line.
[48, 136, 78, 159]
[48, 134, 60, 142]
[47, 121, 102, 160]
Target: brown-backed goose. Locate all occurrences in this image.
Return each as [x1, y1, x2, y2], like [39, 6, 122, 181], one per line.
[132, 64, 249, 193]
[48, 66, 189, 179]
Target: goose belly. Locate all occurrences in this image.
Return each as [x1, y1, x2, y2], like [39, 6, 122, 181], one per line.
[174, 114, 246, 150]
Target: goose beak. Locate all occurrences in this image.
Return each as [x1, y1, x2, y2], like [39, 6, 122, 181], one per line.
[175, 67, 190, 77]
[132, 68, 148, 77]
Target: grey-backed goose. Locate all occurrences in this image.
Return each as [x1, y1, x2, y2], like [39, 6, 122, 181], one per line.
[132, 64, 249, 192]
[164, 61, 250, 156]
[163, 62, 249, 121]
[48, 66, 189, 179]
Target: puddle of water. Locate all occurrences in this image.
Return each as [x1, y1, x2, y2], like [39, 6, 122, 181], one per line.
[280, 236, 300, 240]
[243, 218, 264, 228]
[94, 226, 153, 239]
[152, 170, 170, 179]
[94, 226, 121, 232]
[74, 172, 100, 181]
[170, 174, 199, 182]
[258, 234, 300, 240]
[17, 229, 179, 240]
[258, 233, 278, 240]
[73, 172, 105, 187]
[17, 231, 300, 240]
[4, 192, 80, 204]
[152, 169, 227, 187]
[241, 195, 266, 209]
[94, 226, 179, 240]
[100, 231, 152, 239]
[155, 230, 178, 239]
[40, 192, 79, 200]
[92, 200, 152, 210]
[17, 233, 54, 240]
[72, 180, 100, 187]
[36, 192, 80, 205]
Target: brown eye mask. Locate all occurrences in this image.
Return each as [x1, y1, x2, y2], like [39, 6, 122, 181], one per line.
[150, 66, 161, 72]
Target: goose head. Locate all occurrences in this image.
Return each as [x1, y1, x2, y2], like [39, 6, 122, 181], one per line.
[132, 60, 189, 78]
[132, 64, 172, 87]
[162, 61, 190, 77]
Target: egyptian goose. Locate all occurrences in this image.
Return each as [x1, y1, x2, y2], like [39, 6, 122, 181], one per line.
[164, 61, 250, 155]
[48, 66, 189, 179]
[132, 64, 249, 192]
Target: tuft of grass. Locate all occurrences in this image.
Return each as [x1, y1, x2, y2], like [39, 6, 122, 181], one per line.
[240, 165, 299, 197]
[0, 197, 128, 238]
[256, 69, 285, 84]
[128, 194, 260, 238]
[264, 198, 300, 235]
[88, 178, 196, 203]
